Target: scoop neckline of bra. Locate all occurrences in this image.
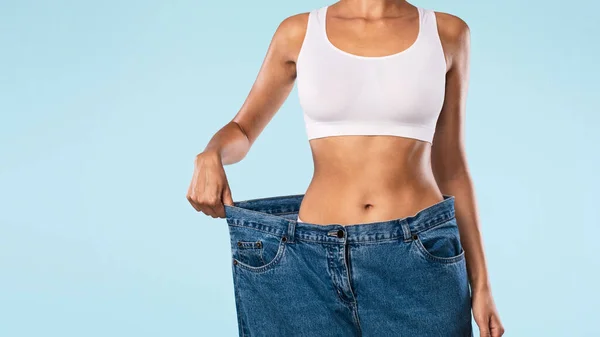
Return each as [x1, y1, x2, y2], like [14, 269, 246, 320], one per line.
[321, 5, 422, 60]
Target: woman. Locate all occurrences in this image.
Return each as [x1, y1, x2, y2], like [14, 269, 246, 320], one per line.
[187, 0, 504, 336]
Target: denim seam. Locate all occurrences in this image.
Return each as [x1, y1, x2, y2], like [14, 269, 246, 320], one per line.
[350, 237, 407, 245]
[229, 215, 456, 245]
[334, 287, 356, 305]
[232, 193, 304, 204]
[412, 238, 465, 265]
[236, 241, 262, 249]
[351, 303, 363, 336]
[233, 239, 287, 274]
[342, 244, 358, 306]
[228, 223, 285, 239]
[411, 215, 464, 265]
[297, 235, 420, 245]
[231, 271, 248, 337]
[232, 219, 286, 233]
[401, 222, 412, 242]
[276, 211, 301, 215]
[295, 236, 406, 245]
[287, 220, 296, 243]
[411, 213, 456, 236]
[294, 237, 349, 244]
[327, 252, 356, 306]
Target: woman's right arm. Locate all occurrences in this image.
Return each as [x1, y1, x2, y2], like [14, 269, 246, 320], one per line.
[186, 12, 309, 218]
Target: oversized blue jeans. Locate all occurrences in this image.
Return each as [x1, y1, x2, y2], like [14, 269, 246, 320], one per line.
[224, 194, 473, 337]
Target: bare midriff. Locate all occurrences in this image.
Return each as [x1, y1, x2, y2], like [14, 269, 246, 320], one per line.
[298, 135, 444, 226]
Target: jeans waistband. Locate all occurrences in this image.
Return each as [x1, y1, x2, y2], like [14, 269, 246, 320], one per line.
[224, 194, 456, 244]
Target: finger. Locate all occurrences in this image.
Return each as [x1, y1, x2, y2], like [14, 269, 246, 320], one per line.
[213, 200, 226, 219]
[199, 204, 219, 218]
[222, 185, 234, 206]
[212, 186, 229, 218]
[187, 191, 211, 214]
[187, 194, 203, 212]
[211, 185, 234, 218]
[205, 187, 227, 218]
[478, 316, 491, 337]
[195, 187, 222, 217]
[490, 315, 505, 337]
[191, 193, 219, 217]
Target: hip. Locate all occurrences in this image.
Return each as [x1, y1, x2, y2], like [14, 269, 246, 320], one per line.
[223, 193, 472, 336]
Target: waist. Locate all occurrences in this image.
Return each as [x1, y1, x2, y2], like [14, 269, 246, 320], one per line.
[303, 136, 439, 224]
[223, 193, 456, 243]
[300, 181, 443, 225]
[309, 135, 432, 177]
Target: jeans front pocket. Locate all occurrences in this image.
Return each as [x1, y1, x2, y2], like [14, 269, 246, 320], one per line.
[228, 224, 288, 273]
[412, 217, 465, 265]
[235, 239, 266, 266]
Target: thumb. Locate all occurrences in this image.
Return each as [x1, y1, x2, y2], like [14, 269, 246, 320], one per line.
[222, 184, 234, 206]
[490, 314, 505, 337]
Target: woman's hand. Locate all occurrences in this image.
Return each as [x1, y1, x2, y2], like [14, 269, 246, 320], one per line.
[472, 287, 505, 337]
[186, 151, 235, 218]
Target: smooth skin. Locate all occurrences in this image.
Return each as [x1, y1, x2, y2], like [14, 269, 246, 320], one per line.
[187, 0, 504, 336]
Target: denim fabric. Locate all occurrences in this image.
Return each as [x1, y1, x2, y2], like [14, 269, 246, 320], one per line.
[224, 194, 472, 337]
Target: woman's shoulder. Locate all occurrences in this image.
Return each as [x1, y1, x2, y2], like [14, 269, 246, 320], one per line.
[275, 11, 310, 42]
[432, 10, 470, 45]
[431, 10, 471, 65]
[269, 11, 312, 62]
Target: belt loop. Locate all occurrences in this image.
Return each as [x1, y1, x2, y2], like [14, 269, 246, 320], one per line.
[287, 220, 296, 243]
[400, 220, 412, 243]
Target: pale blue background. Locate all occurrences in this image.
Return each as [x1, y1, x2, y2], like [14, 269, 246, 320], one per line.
[1, 0, 598, 336]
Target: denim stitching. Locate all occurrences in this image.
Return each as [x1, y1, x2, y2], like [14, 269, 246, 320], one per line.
[233, 238, 287, 274]
[334, 287, 356, 305]
[411, 213, 456, 236]
[231, 270, 248, 337]
[228, 211, 455, 245]
[228, 223, 285, 238]
[410, 216, 464, 265]
[351, 303, 363, 336]
[412, 237, 465, 265]
[236, 241, 262, 249]
[327, 248, 356, 306]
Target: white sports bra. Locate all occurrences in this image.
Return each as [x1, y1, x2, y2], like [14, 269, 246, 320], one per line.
[296, 5, 447, 144]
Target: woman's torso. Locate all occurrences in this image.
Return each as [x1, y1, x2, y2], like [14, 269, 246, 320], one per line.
[294, 3, 448, 225]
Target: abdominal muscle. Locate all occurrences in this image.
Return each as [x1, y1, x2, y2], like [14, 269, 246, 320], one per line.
[298, 135, 444, 226]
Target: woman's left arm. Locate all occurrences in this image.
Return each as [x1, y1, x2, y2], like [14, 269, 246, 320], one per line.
[432, 12, 505, 337]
